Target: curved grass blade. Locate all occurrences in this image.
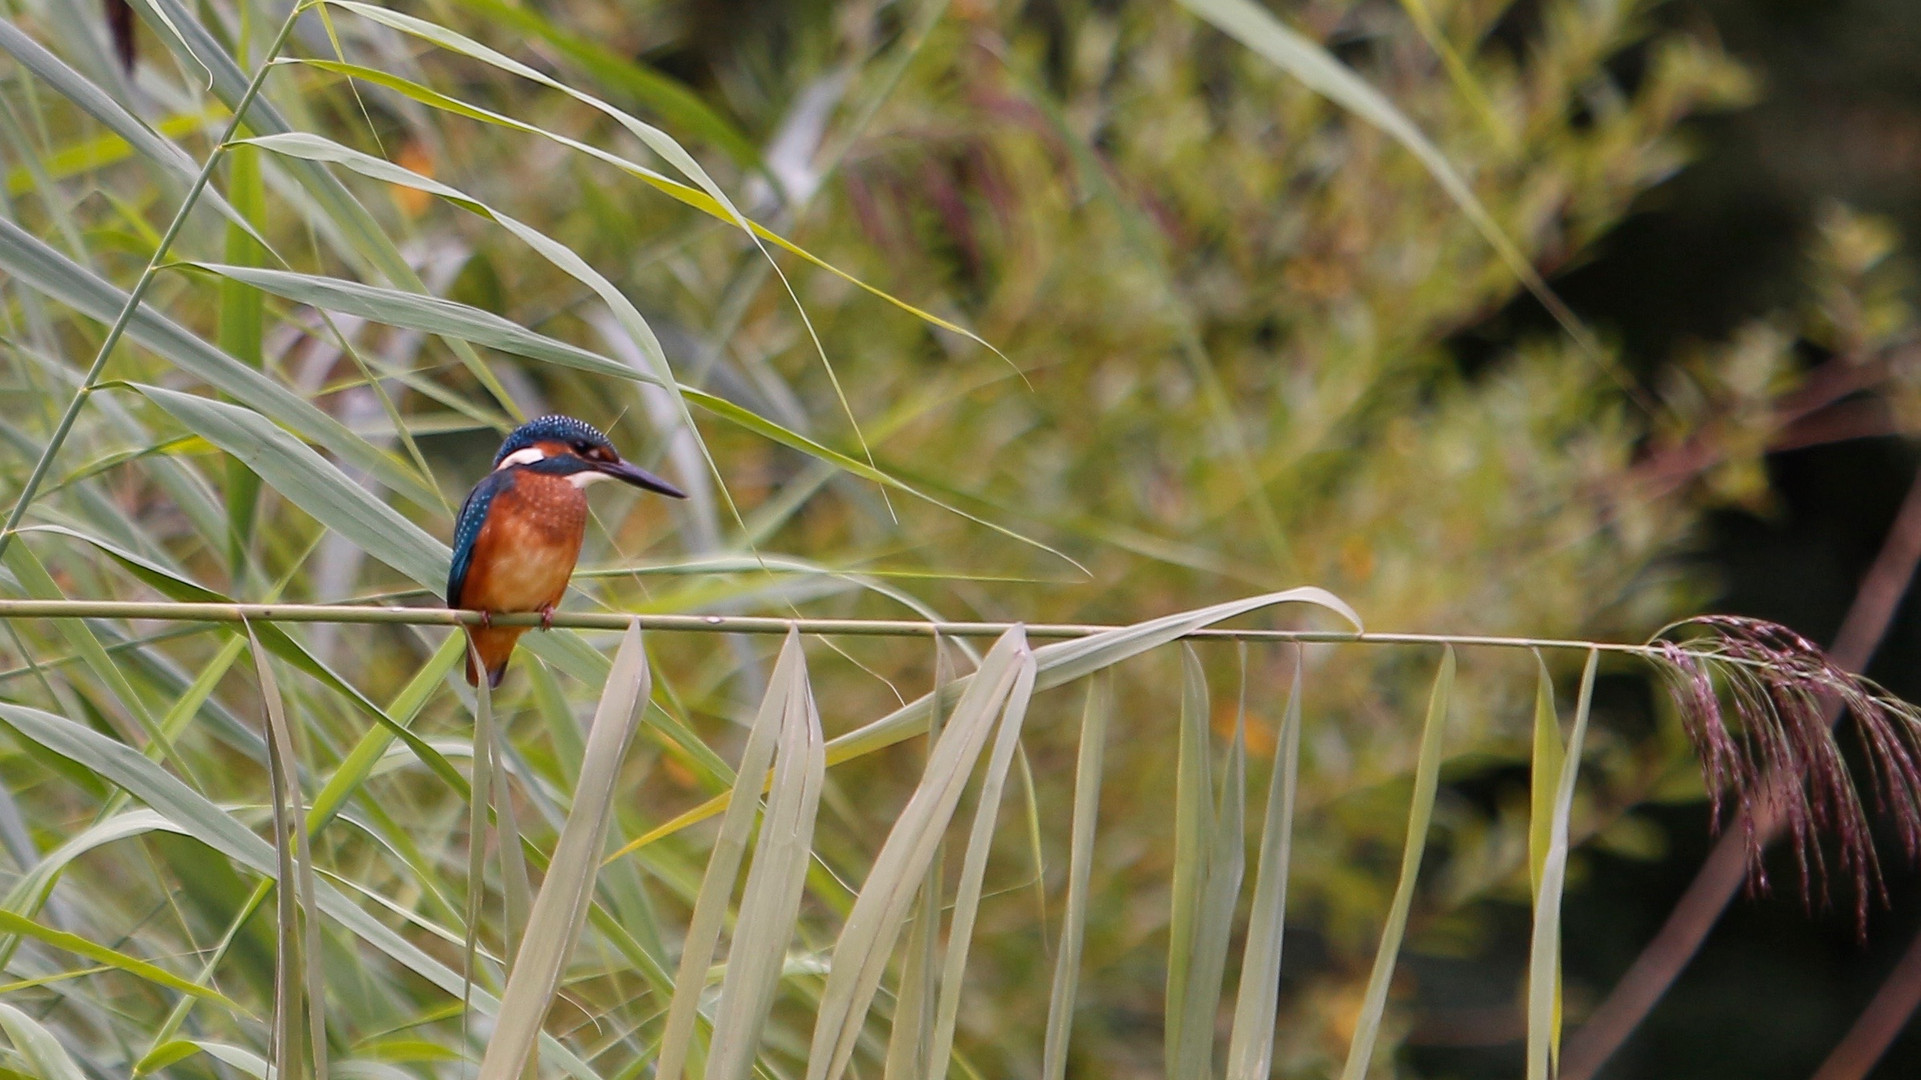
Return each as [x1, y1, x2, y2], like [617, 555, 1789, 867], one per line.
[180, 261, 659, 385]
[1224, 649, 1303, 1080]
[611, 587, 1361, 856]
[1339, 647, 1453, 1080]
[0, 907, 241, 1010]
[705, 634, 825, 1080]
[132, 383, 446, 578]
[1040, 675, 1111, 1080]
[680, 387, 1084, 573]
[0, 218, 441, 508]
[1177, 0, 1621, 386]
[186, 141, 1063, 571]
[0, 1002, 86, 1080]
[656, 631, 810, 1080]
[218, 137, 267, 576]
[475, 622, 652, 1080]
[1526, 650, 1597, 1080]
[281, 34, 951, 503]
[805, 628, 1035, 1080]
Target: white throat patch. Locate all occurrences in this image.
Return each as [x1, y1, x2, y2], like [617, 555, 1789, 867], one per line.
[568, 469, 613, 488]
[495, 446, 548, 470]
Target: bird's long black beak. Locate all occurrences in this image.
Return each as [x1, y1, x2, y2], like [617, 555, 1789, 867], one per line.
[599, 457, 687, 498]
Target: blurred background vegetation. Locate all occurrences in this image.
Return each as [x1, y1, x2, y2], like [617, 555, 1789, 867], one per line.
[2, 0, 1921, 1076]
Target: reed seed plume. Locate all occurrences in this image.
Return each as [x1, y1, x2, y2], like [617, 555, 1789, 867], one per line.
[1652, 616, 1921, 926]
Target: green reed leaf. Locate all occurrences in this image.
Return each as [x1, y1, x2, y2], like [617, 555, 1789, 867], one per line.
[1339, 647, 1453, 1080]
[1527, 650, 1596, 1080]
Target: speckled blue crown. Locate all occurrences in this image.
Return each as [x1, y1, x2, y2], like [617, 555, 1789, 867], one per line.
[492, 415, 613, 466]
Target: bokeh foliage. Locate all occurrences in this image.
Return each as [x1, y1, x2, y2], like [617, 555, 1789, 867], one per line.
[0, 0, 1918, 1077]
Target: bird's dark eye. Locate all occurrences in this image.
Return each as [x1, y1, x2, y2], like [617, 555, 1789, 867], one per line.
[574, 441, 592, 455]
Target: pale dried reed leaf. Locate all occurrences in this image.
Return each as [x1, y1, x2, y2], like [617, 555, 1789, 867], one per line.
[1224, 650, 1303, 1080]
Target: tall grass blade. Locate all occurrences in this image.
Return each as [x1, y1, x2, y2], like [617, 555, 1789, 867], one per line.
[657, 631, 811, 1080]
[884, 638, 959, 1080]
[1529, 653, 1567, 900]
[494, 707, 533, 969]
[1165, 647, 1214, 1077]
[1040, 675, 1112, 1080]
[1526, 650, 1597, 1080]
[1167, 647, 1246, 1080]
[1339, 647, 1454, 1080]
[805, 627, 1034, 1080]
[217, 139, 267, 577]
[705, 634, 826, 1080]
[1224, 650, 1304, 1080]
[247, 623, 327, 1080]
[927, 636, 1041, 1079]
[466, 648, 498, 1008]
[476, 622, 652, 1080]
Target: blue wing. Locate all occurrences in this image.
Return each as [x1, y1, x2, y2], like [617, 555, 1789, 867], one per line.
[447, 470, 512, 608]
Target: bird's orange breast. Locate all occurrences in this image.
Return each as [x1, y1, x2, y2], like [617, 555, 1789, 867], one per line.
[459, 471, 589, 614]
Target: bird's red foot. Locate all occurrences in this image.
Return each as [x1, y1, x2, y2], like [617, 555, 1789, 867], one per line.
[539, 605, 556, 631]
[478, 610, 493, 629]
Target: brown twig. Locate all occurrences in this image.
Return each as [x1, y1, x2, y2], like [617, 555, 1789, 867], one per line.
[1812, 930, 1921, 1080]
[1562, 462, 1921, 1080]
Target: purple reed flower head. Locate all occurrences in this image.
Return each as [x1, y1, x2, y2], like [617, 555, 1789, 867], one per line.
[1651, 616, 1921, 929]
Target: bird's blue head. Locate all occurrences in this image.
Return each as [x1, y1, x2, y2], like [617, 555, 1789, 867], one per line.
[490, 415, 686, 497]
[493, 415, 612, 467]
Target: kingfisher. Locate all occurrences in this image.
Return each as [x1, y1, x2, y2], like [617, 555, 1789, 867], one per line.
[446, 415, 685, 687]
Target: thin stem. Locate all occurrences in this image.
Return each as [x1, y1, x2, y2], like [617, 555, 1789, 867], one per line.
[0, 597, 1663, 653]
[0, 3, 307, 562]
